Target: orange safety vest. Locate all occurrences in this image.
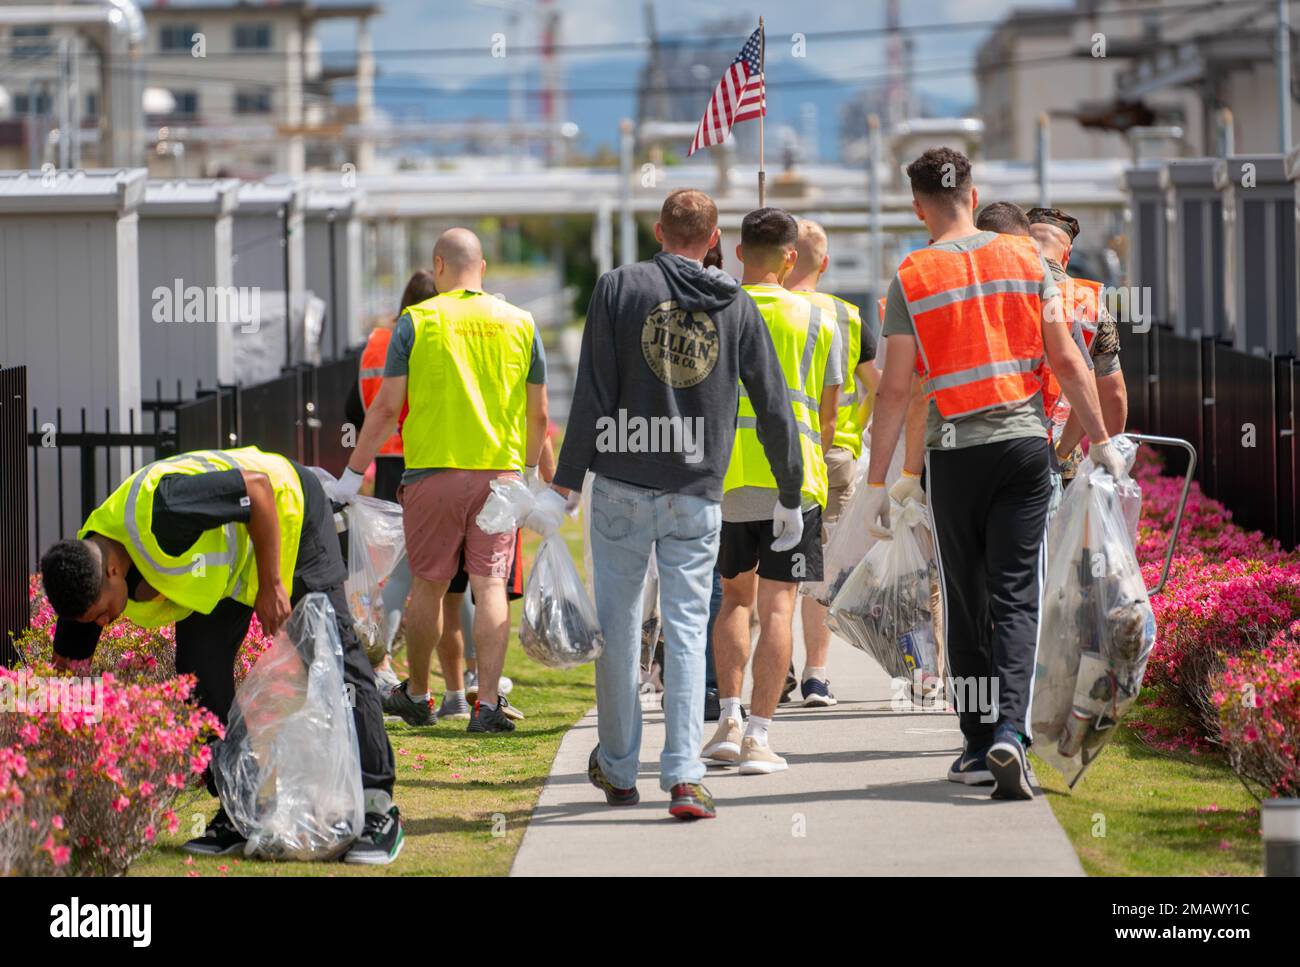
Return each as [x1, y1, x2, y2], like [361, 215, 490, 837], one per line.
[360, 327, 406, 456]
[1039, 276, 1105, 424]
[897, 234, 1046, 419]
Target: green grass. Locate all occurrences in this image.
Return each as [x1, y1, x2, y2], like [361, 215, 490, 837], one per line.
[129, 521, 595, 878]
[1032, 695, 1263, 876]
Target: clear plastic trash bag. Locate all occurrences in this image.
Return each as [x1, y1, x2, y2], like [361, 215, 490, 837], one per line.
[343, 495, 406, 665]
[827, 499, 941, 692]
[214, 593, 364, 861]
[476, 476, 535, 534]
[802, 458, 879, 606]
[1032, 436, 1155, 788]
[520, 534, 605, 669]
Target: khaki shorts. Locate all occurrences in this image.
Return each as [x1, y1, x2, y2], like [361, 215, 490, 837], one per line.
[823, 445, 859, 532]
[398, 469, 519, 583]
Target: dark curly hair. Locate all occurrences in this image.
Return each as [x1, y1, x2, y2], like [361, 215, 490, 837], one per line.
[40, 539, 103, 618]
[906, 146, 972, 203]
[975, 201, 1030, 236]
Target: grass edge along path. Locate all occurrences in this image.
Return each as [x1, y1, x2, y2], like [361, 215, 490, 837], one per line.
[1033, 694, 1262, 876]
[130, 522, 595, 878]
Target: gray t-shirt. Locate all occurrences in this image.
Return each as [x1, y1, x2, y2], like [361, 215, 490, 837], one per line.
[384, 299, 547, 482]
[722, 292, 844, 523]
[881, 232, 1060, 451]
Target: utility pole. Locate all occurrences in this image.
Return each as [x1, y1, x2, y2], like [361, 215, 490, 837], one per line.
[1279, 0, 1293, 152]
[619, 118, 636, 266]
[868, 114, 883, 312]
[1036, 113, 1051, 208]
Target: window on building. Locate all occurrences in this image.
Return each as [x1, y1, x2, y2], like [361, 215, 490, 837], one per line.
[233, 23, 273, 50]
[12, 26, 53, 59]
[12, 93, 53, 115]
[235, 88, 273, 115]
[85, 92, 99, 118]
[171, 91, 200, 120]
[159, 24, 200, 54]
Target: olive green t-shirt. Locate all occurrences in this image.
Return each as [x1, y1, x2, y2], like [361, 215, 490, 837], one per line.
[882, 231, 1060, 451]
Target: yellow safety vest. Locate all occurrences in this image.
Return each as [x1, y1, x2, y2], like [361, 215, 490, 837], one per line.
[723, 284, 833, 507]
[795, 290, 865, 458]
[79, 448, 304, 628]
[402, 289, 535, 471]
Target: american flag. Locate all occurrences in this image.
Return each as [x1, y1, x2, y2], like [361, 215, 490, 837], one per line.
[688, 26, 765, 156]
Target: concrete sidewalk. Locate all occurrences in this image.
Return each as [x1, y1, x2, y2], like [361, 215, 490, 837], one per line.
[511, 633, 1084, 876]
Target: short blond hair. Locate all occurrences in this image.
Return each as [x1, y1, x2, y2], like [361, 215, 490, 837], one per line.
[659, 188, 718, 247]
[795, 219, 828, 274]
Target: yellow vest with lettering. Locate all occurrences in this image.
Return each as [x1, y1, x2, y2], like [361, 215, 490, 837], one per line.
[723, 284, 833, 507]
[402, 289, 535, 471]
[796, 290, 866, 457]
[80, 448, 304, 628]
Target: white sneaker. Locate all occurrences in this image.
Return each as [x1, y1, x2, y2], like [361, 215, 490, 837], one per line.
[702, 716, 743, 763]
[738, 736, 788, 775]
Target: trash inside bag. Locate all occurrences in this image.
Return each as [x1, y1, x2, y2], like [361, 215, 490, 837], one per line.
[520, 534, 605, 669]
[803, 458, 880, 606]
[343, 495, 406, 665]
[214, 593, 364, 860]
[476, 476, 535, 535]
[1032, 437, 1155, 788]
[827, 500, 941, 697]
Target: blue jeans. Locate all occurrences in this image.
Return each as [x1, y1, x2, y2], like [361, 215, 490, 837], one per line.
[588, 474, 721, 791]
[705, 565, 722, 691]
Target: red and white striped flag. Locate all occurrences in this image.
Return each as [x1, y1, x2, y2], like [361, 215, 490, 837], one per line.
[688, 26, 765, 156]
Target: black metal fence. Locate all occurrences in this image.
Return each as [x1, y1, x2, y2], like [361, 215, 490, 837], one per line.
[20, 351, 361, 571]
[1, 366, 28, 667]
[1121, 323, 1298, 548]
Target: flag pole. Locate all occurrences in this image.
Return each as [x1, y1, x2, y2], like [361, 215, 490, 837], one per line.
[757, 17, 766, 207]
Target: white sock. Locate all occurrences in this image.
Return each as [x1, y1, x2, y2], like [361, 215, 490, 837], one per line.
[446, 689, 465, 701]
[803, 666, 827, 683]
[409, 690, 429, 704]
[745, 715, 772, 745]
[719, 697, 743, 724]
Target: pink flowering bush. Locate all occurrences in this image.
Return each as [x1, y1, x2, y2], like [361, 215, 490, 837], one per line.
[1125, 445, 1300, 781]
[1212, 622, 1300, 797]
[0, 663, 221, 876]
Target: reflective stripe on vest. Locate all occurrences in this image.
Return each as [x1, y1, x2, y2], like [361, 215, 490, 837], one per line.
[724, 285, 832, 507]
[402, 289, 534, 471]
[898, 234, 1046, 420]
[1040, 276, 1105, 422]
[796, 290, 866, 457]
[360, 327, 404, 456]
[79, 447, 304, 627]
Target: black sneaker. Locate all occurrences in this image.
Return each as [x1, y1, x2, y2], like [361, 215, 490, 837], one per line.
[181, 806, 247, 856]
[588, 745, 639, 806]
[946, 742, 994, 786]
[780, 663, 798, 704]
[467, 698, 516, 733]
[986, 725, 1035, 800]
[343, 806, 405, 865]
[383, 680, 436, 727]
[668, 783, 716, 820]
[704, 687, 722, 722]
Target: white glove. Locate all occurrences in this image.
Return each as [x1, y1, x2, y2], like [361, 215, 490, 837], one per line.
[862, 485, 892, 540]
[1091, 438, 1127, 480]
[337, 466, 364, 498]
[889, 470, 925, 508]
[523, 488, 566, 537]
[524, 464, 542, 491]
[771, 500, 805, 553]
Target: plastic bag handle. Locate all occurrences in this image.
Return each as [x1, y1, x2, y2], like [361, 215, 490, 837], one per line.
[1126, 433, 1196, 597]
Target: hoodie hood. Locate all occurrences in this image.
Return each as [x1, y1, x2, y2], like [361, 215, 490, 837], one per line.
[653, 251, 740, 313]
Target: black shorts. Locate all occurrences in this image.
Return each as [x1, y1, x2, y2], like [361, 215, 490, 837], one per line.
[718, 506, 823, 583]
[449, 529, 524, 601]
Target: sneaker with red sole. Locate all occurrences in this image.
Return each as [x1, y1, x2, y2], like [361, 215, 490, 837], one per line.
[668, 783, 716, 820]
[587, 745, 639, 806]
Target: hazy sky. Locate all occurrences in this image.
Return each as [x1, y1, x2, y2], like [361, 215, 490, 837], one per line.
[315, 0, 1073, 104]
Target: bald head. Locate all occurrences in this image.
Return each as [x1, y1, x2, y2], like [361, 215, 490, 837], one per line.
[433, 227, 486, 289]
[787, 219, 829, 291]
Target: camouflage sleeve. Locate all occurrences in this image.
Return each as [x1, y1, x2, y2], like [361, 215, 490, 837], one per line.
[1090, 302, 1121, 360]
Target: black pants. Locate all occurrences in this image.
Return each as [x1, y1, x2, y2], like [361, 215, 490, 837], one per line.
[927, 437, 1050, 747]
[176, 465, 396, 796]
[373, 455, 405, 504]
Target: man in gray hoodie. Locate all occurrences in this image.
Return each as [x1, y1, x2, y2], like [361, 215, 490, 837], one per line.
[545, 188, 802, 819]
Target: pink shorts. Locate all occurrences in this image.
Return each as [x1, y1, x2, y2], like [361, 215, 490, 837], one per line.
[398, 469, 519, 583]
